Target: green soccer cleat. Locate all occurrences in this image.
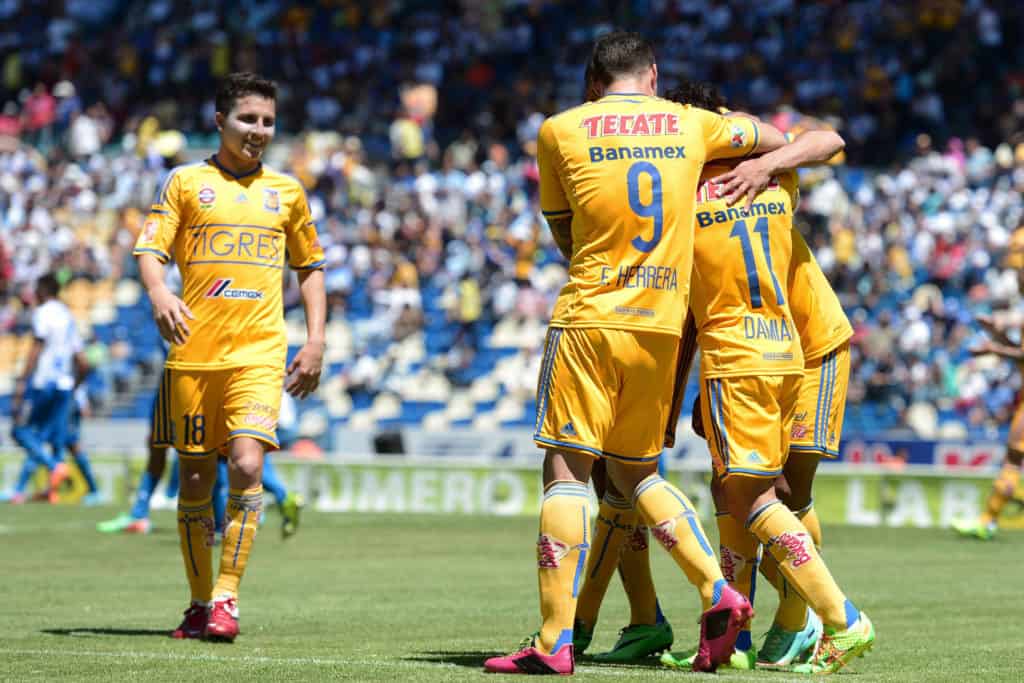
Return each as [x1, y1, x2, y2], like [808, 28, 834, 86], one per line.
[572, 619, 594, 654]
[660, 647, 755, 670]
[593, 622, 673, 663]
[791, 612, 874, 675]
[96, 513, 135, 533]
[281, 492, 305, 539]
[952, 518, 996, 541]
[758, 610, 823, 667]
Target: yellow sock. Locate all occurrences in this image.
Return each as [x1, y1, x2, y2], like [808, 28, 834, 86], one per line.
[748, 501, 858, 630]
[760, 504, 821, 631]
[575, 493, 631, 627]
[980, 462, 1021, 526]
[760, 550, 806, 631]
[716, 512, 759, 650]
[537, 481, 591, 655]
[177, 496, 214, 603]
[213, 486, 263, 599]
[796, 503, 822, 549]
[618, 518, 659, 626]
[633, 475, 723, 611]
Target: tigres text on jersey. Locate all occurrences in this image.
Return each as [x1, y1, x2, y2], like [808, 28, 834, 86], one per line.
[133, 156, 325, 370]
[690, 166, 803, 377]
[537, 94, 761, 336]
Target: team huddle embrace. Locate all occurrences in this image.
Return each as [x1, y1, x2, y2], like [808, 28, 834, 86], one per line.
[484, 32, 874, 676]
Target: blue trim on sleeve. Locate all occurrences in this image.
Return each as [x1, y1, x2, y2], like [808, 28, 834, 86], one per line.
[133, 248, 170, 262]
[746, 121, 760, 157]
[290, 260, 326, 271]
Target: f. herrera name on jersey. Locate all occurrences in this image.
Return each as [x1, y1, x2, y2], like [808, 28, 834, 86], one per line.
[205, 278, 263, 300]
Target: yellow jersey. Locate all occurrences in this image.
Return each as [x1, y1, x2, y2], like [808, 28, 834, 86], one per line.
[537, 94, 762, 337]
[690, 167, 803, 378]
[133, 157, 325, 370]
[788, 228, 853, 361]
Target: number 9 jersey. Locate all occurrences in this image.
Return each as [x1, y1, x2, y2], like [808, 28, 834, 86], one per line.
[537, 94, 761, 337]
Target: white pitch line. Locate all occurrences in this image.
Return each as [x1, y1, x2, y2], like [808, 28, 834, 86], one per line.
[1, 648, 434, 669]
[1, 648, 643, 677]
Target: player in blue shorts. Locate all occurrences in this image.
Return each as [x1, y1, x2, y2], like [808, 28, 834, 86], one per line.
[3, 274, 88, 504]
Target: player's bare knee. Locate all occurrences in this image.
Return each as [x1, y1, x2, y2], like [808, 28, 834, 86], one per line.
[606, 460, 658, 501]
[721, 473, 777, 524]
[179, 459, 215, 499]
[542, 448, 593, 486]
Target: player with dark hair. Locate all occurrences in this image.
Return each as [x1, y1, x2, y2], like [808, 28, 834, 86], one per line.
[3, 273, 90, 503]
[484, 32, 790, 675]
[134, 71, 326, 642]
[570, 81, 872, 674]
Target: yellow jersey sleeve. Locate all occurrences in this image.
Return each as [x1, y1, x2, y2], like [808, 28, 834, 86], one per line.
[134, 166, 189, 263]
[537, 119, 571, 220]
[788, 228, 853, 360]
[284, 186, 326, 271]
[694, 108, 761, 161]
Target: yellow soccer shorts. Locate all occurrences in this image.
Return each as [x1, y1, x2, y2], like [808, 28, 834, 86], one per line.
[789, 342, 850, 459]
[151, 365, 284, 456]
[533, 326, 678, 464]
[699, 373, 800, 479]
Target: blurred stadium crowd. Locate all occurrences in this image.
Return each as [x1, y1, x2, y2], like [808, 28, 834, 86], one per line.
[1, 0, 1023, 444]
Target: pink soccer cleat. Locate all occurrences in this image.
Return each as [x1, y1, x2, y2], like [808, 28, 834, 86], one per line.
[691, 584, 754, 672]
[204, 596, 239, 642]
[484, 636, 574, 675]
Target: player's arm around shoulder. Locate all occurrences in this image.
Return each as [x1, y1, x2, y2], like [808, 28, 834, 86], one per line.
[714, 116, 844, 209]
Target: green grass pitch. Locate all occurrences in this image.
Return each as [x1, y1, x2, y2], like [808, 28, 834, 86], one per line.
[0, 505, 1017, 681]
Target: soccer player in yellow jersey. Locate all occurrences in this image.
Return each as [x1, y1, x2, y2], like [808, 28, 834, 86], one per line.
[570, 83, 865, 672]
[954, 311, 1024, 540]
[659, 91, 871, 674]
[484, 32, 790, 675]
[133, 72, 326, 642]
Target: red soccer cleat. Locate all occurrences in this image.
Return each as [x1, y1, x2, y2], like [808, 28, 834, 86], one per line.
[204, 596, 239, 642]
[124, 519, 152, 534]
[484, 637, 574, 675]
[691, 584, 754, 672]
[171, 602, 208, 639]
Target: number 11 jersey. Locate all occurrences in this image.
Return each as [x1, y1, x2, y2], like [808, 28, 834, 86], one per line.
[537, 94, 761, 337]
[690, 166, 803, 378]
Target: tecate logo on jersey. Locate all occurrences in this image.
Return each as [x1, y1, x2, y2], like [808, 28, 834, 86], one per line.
[205, 278, 263, 300]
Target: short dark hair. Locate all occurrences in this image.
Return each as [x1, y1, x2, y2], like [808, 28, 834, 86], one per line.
[36, 272, 60, 299]
[585, 31, 655, 91]
[215, 72, 277, 115]
[663, 80, 726, 111]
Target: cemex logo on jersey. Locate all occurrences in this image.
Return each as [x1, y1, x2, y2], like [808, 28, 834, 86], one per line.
[580, 113, 680, 138]
[205, 278, 263, 300]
